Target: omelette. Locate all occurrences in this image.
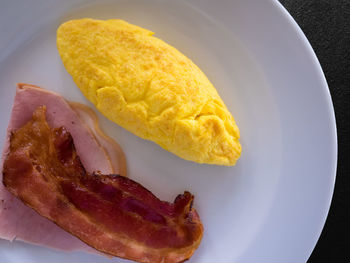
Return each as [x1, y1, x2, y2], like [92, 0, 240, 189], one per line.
[57, 19, 241, 166]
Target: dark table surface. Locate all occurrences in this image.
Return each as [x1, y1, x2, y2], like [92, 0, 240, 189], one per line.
[278, 1, 349, 262]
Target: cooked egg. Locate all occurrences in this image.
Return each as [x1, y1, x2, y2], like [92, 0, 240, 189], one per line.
[57, 19, 241, 165]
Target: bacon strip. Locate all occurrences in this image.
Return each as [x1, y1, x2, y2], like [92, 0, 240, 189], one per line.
[2, 107, 203, 263]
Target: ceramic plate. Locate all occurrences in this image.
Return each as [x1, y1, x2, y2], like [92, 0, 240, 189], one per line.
[0, 0, 337, 262]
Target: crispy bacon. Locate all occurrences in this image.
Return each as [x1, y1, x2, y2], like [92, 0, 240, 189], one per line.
[2, 106, 203, 263]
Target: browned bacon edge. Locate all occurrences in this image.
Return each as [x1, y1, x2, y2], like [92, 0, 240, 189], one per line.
[2, 106, 203, 263]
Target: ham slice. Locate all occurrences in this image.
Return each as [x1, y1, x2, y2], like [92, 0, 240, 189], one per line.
[0, 84, 125, 253]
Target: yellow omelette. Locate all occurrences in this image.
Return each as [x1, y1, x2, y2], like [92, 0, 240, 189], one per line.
[57, 19, 241, 165]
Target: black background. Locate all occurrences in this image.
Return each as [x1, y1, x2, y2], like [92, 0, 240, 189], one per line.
[279, 1, 349, 262]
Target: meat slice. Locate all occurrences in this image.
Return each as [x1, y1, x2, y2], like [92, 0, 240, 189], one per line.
[0, 84, 124, 253]
[3, 107, 203, 263]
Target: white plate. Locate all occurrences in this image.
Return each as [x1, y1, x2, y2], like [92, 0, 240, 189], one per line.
[0, 0, 337, 262]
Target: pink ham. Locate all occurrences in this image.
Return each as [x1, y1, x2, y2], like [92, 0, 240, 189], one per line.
[0, 84, 123, 253]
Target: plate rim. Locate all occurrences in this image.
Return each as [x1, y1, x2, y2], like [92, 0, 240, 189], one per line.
[0, 0, 338, 262]
[274, 0, 338, 258]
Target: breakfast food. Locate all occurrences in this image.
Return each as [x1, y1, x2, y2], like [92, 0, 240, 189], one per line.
[57, 18, 241, 166]
[1, 84, 203, 262]
[0, 84, 125, 252]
